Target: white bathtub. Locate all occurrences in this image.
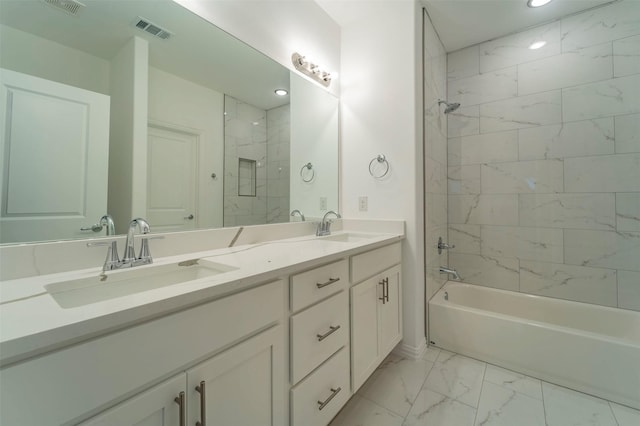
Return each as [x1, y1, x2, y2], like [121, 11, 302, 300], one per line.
[429, 281, 640, 410]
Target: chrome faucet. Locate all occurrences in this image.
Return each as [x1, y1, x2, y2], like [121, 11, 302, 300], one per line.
[317, 210, 341, 236]
[290, 209, 305, 221]
[99, 214, 119, 270]
[123, 218, 152, 265]
[439, 266, 461, 281]
[88, 217, 161, 272]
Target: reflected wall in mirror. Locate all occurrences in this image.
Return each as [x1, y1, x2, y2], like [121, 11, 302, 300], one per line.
[0, 0, 339, 244]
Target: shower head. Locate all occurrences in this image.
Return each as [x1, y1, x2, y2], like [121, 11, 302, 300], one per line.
[438, 100, 461, 114]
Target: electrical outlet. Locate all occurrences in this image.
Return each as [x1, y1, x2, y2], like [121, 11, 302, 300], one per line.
[320, 197, 327, 210]
[358, 196, 368, 212]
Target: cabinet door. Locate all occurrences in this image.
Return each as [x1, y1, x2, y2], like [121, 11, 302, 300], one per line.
[350, 277, 380, 392]
[80, 375, 186, 426]
[378, 267, 402, 358]
[186, 325, 285, 426]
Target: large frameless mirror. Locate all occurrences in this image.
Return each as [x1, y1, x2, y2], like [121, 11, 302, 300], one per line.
[0, 0, 338, 243]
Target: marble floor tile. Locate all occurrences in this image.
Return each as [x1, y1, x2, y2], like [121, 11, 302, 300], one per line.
[610, 402, 640, 426]
[423, 352, 487, 407]
[474, 381, 545, 426]
[403, 388, 477, 426]
[542, 382, 618, 426]
[422, 345, 441, 362]
[483, 365, 542, 400]
[359, 355, 435, 417]
[329, 395, 405, 426]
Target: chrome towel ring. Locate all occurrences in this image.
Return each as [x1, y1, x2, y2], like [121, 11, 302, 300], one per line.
[369, 154, 389, 179]
[300, 162, 315, 182]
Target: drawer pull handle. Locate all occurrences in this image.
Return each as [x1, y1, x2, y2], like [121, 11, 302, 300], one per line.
[318, 387, 342, 411]
[196, 381, 206, 426]
[316, 277, 340, 288]
[317, 325, 341, 341]
[174, 391, 185, 426]
[384, 277, 390, 302]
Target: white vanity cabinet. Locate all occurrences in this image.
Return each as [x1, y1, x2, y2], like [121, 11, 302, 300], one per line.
[81, 326, 284, 426]
[350, 243, 403, 392]
[0, 280, 285, 425]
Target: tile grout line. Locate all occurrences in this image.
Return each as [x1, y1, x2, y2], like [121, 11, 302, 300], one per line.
[471, 361, 489, 425]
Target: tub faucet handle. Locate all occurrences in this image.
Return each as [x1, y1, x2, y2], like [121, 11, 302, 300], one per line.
[437, 237, 455, 254]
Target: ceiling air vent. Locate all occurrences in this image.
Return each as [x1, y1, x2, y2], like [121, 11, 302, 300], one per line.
[41, 0, 85, 16]
[134, 17, 173, 40]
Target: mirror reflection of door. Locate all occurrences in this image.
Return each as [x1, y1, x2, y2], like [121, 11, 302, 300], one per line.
[0, 68, 110, 243]
[146, 124, 198, 232]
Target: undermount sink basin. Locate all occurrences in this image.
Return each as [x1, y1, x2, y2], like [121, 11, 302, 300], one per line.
[45, 259, 237, 309]
[318, 233, 379, 243]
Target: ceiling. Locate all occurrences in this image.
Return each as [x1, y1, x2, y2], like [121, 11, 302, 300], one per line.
[0, 0, 290, 110]
[422, 0, 620, 52]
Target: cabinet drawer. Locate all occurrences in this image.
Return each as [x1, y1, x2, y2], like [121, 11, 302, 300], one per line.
[351, 242, 401, 283]
[291, 347, 350, 426]
[291, 259, 348, 311]
[0, 280, 284, 426]
[291, 291, 348, 384]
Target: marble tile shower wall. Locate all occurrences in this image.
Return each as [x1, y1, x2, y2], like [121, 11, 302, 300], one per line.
[224, 96, 268, 226]
[266, 104, 290, 224]
[424, 10, 449, 302]
[445, 1, 640, 311]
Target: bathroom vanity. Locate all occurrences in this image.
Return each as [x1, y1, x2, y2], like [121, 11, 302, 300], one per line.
[0, 222, 403, 425]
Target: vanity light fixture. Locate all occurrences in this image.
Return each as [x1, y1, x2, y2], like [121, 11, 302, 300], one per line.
[274, 89, 288, 96]
[527, 0, 553, 7]
[529, 40, 547, 49]
[291, 52, 331, 88]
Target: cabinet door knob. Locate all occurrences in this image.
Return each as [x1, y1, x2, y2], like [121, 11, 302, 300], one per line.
[174, 391, 185, 426]
[195, 381, 206, 426]
[317, 325, 341, 341]
[317, 387, 342, 410]
[184, 214, 194, 220]
[316, 277, 340, 288]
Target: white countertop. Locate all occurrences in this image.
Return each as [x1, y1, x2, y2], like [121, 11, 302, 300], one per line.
[0, 229, 403, 366]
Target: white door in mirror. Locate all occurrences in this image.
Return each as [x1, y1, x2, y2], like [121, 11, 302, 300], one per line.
[0, 68, 110, 243]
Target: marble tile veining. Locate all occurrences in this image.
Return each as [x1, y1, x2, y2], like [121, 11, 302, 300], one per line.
[480, 91, 562, 133]
[562, 74, 640, 122]
[564, 229, 640, 271]
[474, 381, 545, 426]
[561, 0, 640, 51]
[448, 45, 480, 81]
[613, 34, 640, 77]
[616, 193, 640, 232]
[480, 160, 563, 194]
[448, 195, 518, 226]
[518, 42, 613, 96]
[448, 131, 518, 166]
[518, 118, 614, 161]
[448, 253, 520, 292]
[617, 270, 640, 312]
[332, 349, 640, 426]
[519, 260, 617, 307]
[615, 113, 640, 154]
[565, 153, 640, 193]
[481, 226, 564, 263]
[519, 193, 616, 230]
[403, 388, 477, 426]
[448, 67, 517, 106]
[423, 353, 486, 407]
[542, 382, 618, 426]
[359, 355, 435, 417]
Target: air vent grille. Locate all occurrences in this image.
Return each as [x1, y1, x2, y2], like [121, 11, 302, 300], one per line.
[134, 17, 172, 40]
[42, 0, 85, 16]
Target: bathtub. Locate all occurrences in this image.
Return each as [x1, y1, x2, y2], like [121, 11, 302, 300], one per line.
[429, 281, 640, 410]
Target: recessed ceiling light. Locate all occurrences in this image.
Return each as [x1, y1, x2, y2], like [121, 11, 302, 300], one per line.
[274, 89, 288, 96]
[529, 40, 547, 50]
[527, 0, 553, 7]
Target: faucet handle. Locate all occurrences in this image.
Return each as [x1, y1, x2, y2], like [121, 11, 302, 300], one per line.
[87, 240, 120, 271]
[138, 235, 164, 262]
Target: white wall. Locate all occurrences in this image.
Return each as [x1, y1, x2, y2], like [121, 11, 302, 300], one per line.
[0, 24, 109, 94]
[325, 0, 426, 356]
[290, 73, 339, 219]
[173, 0, 341, 98]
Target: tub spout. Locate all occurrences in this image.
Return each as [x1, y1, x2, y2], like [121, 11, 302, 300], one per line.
[439, 266, 461, 281]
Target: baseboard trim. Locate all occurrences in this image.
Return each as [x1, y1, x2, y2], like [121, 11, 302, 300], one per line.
[393, 338, 427, 360]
